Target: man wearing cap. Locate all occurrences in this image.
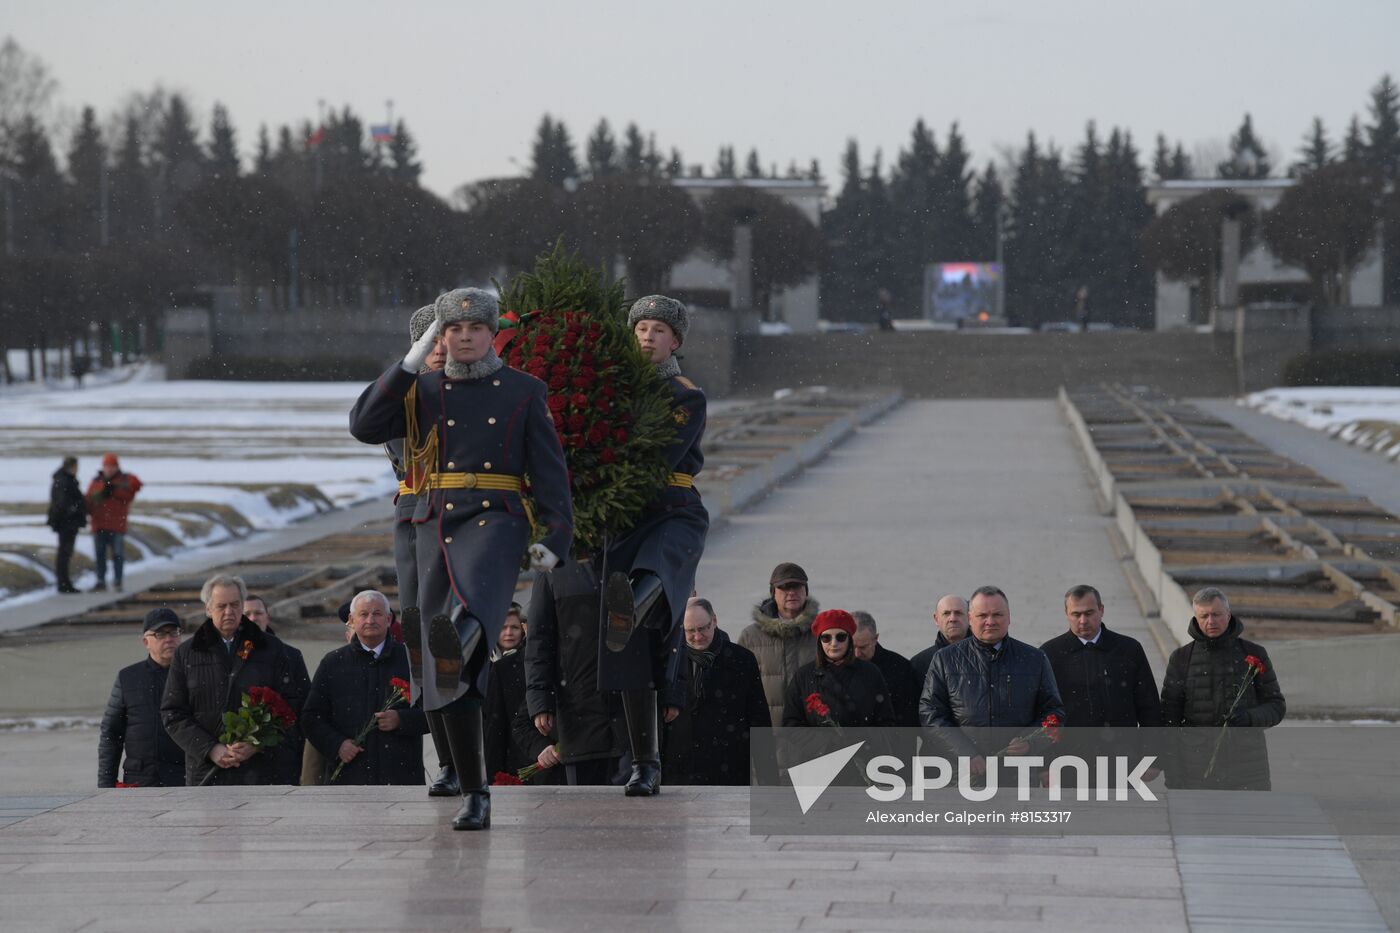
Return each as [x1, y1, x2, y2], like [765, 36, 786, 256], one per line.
[349, 287, 572, 831]
[98, 608, 185, 787]
[600, 294, 710, 798]
[381, 305, 458, 798]
[739, 562, 820, 726]
[84, 453, 142, 593]
[47, 455, 87, 593]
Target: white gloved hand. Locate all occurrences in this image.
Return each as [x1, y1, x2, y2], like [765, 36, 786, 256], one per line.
[400, 319, 441, 373]
[528, 543, 559, 572]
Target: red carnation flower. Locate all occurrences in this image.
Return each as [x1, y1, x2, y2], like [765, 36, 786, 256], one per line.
[570, 392, 589, 408]
[492, 771, 524, 786]
[1244, 655, 1266, 675]
[547, 396, 567, 413]
[389, 677, 411, 698]
[567, 413, 586, 433]
[804, 692, 831, 719]
[586, 425, 606, 445]
[612, 428, 628, 444]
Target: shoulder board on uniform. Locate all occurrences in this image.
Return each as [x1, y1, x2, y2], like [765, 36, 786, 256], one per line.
[673, 376, 698, 390]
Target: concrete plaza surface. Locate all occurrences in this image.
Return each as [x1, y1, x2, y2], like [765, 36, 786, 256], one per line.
[0, 400, 1394, 931]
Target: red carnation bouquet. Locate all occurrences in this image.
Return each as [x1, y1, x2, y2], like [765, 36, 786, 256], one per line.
[330, 677, 411, 783]
[497, 242, 676, 553]
[998, 713, 1063, 756]
[201, 686, 297, 785]
[1204, 655, 1267, 779]
[805, 692, 837, 728]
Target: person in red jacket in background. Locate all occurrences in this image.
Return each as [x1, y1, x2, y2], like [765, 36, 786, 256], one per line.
[85, 453, 142, 592]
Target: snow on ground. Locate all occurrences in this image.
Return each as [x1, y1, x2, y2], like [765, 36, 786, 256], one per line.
[0, 377, 397, 604]
[1243, 387, 1400, 460]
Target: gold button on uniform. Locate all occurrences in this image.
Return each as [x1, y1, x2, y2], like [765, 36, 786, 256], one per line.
[447, 461, 456, 469]
[447, 419, 456, 427]
[483, 462, 492, 470]
[481, 500, 490, 508]
[478, 519, 487, 527]
[488, 417, 496, 425]
[492, 379, 501, 386]
[444, 536, 453, 544]
[445, 503, 454, 511]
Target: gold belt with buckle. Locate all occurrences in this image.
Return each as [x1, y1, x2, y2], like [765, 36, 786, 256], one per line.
[668, 472, 696, 488]
[425, 471, 523, 492]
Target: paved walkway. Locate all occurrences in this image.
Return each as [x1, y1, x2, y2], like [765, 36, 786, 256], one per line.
[1, 399, 1393, 931]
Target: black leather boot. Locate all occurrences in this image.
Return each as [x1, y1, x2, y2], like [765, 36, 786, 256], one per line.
[442, 704, 490, 830]
[605, 572, 666, 653]
[425, 712, 459, 797]
[401, 607, 423, 676]
[622, 689, 661, 797]
[427, 610, 482, 694]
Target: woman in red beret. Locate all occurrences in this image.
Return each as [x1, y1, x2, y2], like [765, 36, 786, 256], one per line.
[781, 609, 896, 728]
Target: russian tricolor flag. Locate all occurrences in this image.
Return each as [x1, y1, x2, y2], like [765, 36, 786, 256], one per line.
[371, 124, 394, 143]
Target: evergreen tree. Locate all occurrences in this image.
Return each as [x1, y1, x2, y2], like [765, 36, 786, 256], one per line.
[621, 122, 646, 174]
[387, 119, 421, 184]
[66, 106, 107, 248]
[253, 124, 272, 175]
[785, 160, 802, 179]
[971, 162, 1004, 260]
[665, 147, 683, 178]
[744, 147, 763, 178]
[807, 158, 821, 181]
[713, 145, 736, 178]
[529, 114, 579, 187]
[642, 133, 662, 176]
[1170, 143, 1192, 179]
[1006, 132, 1076, 326]
[207, 103, 240, 178]
[930, 122, 975, 262]
[108, 114, 151, 245]
[1152, 134, 1191, 181]
[154, 92, 204, 183]
[1217, 113, 1270, 178]
[1291, 118, 1333, 177]
[1342, 115, 1365, 163]
[1363, 73, 1400, 178]
[585, 118, 619, 178]
[888, 118, 940, 311]
[10, 115, 65, 252]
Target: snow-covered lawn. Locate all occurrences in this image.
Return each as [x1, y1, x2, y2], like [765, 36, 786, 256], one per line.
[1242, 387, 1400, 460]
[0, 375, 396, 605]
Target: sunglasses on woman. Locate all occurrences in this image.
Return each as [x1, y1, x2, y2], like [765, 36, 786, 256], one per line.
[819, 631, 849, 644]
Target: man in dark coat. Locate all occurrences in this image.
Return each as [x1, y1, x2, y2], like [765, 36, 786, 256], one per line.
[349, 287, 573, 831]
[99, 608, 186, 787]
[302, 590, 427, 786]
[851, 611, 921, 727]
[909, 594, 970, 688]
[920, 586, 1065, 776]
[1040, 585, 1163, 787]
[663, 598, 771, 785]
[241, 594, 311, 786]
[601, 295, 709, 798]
[47, 456, 87, 593]
[1161, 587, 1286, 790]
[525, 558, 626, 786]
[162, 575, 306, 786]
[383, 304, 456, 797]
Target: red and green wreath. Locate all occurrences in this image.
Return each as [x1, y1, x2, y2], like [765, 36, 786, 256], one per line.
[497, 242, 676, 554]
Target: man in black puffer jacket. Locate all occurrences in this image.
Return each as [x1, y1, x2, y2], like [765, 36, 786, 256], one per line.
[99, 608, 186, 787]
[920, 586, 1064, 774]
[1161, 587, 1285, 790]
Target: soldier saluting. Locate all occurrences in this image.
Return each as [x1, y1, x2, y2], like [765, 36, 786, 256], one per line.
[350, 288, 572, 831]
[601, 295, 709, 797]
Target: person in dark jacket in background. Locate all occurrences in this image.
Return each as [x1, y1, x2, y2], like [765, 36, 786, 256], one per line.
[526, 558, 626, 786]
[1040, 584, 1163, 787]
[242, 594, 311, 785]
[1161, 587, 1285, 790]
[664, 598, 771, 785]
[47, 456, 87, 593]
[851, 611, 921, 727]
[920, 586, 1064, 776]
[302, 590, 427, 786]
[161, 574, 304, 786]
[99, 608, 186, 787]
[910, 594, 970, 689]
[783, 609, 896, 728]
[485, 604, 535, 780]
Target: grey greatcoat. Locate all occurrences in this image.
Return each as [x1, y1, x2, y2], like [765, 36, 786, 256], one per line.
[350, 362, 573, 710]
[384, 437, 421, 614]
[598, 373, 708, 694]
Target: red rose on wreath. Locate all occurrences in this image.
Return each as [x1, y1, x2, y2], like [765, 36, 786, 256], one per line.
[586, 425, 606, 445]
[548, 375, 568, 391]
[570, 392, 589, 408]
[567, 413, 586, 433]
[613, 428, 628, 444]
[601, 449, 618, 464]
[547, 396, 567, 413]
[601, 385, 616, 400]
[566, 434, 584, 448]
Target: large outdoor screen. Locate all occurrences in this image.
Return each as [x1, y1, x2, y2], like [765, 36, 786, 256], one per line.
[925, 262, 1002, 321]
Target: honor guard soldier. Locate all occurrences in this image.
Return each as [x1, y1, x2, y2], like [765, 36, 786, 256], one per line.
[602, 294, 709, 797]
[350, 287, 573, 830]
[382, 304, 458, 798]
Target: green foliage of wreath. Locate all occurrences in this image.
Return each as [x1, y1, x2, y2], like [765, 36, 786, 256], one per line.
[498, 241, 676, 554]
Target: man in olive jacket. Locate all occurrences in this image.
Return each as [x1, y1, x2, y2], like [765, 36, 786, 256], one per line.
[738, 562, 820, 726]
[1161, 587, 1285, 790]
[302, 591, 428, 785]
[99, 608, 186, 787]
[161, 575, 305, 786]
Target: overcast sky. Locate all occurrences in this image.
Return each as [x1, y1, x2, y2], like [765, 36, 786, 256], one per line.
[11, 0, 1400, 198]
